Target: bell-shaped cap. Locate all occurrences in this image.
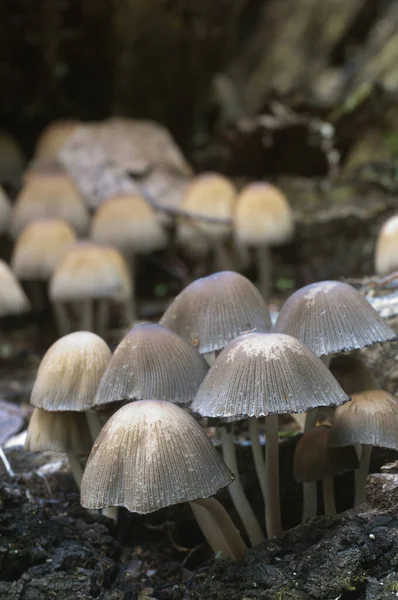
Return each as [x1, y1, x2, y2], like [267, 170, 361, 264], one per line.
[329, 354, 378, 395]
[293, 426, 359, 483]
[274, 280, 396, 356]
[81, 400, 234, 512]
[0, 260, 30, 317]
[94, 324, 208, 407]
[191, 333, 349, 418]
[329, 390, 398, 450]
[31, 331, 111, 411]
[160, 271, 272, 354]
[25, 408, 91, 454]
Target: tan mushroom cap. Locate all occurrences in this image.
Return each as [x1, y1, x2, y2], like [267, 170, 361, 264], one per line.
[329, 354, 378, 395]
[328, 390, 398, 450]
[34, 119, 81, 160]
[274, 280, 396, 357]
[81, 400, 234, 512]
[293, 427, 359, 483]
[0, 260, 30, 317]
[191, 333, 350, 418]
[91, 194, 167, 254]
[31, 331, 111, 411]
[94, 323, 209, 407]
[0, 186, 12, 233]
[11, 218, 77, 280]
[160, 271, 272, 354]
[49, 242, 131, 303]
[25, 408, 91, 454]
[375, 214, 398, 276]
[11, 169, 89, 237]
[235, 182, 294, 247]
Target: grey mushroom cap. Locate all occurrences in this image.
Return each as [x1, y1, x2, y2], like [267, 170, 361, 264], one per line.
[94, 323, 209, 407]
[328, 390, 398, 450]
[81, 400, 234, 513]
[159, 271, 272, 354]
[191, 332, 350, 419]
[329, 354, 378, 395]
[274, 280, 397, 357]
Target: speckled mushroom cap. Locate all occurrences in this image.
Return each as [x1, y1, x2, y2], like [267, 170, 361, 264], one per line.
[159, 271, 272, 354]
[34, 119, 80, 161]
[81, 400, 234, 512]
[274, 280, 396, 357]
[25, 408, 91, 454]
[191, 332, 349, 418]
[31, 331, 111, 411]
[94, 323, 209, 407]
[293, 426, 359, 483]
[375, 214, 398, 276]
[0, 260, 30, 317]
[329, 355, 378, 396]
[11, 218, 77, 280]
[328, 390, 398, 450]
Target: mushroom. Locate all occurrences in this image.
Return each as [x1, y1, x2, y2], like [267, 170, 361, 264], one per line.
[293, 426, 359, 517]
[191, 332, 350, 538]
[34, 119, 81, 162]
[81, 400, 246, 560]
[94, 323, 208, 408]
[25, 408, 91, 489]
[49, 241, 132, 336]
[30, 331, 111, 442]
[234, 182, 294, 300]
[329, 389, 398, 506]
[91, 194, 168, 322]
[375, 214, 398, 276]
[0, 185, 11, 234]
[329, 354, 378, 395]
[0, 260, 30, 317]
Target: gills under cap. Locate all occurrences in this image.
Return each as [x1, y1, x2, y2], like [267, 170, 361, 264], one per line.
[81, 400, 234, 513]
[191, 332, 349, 418]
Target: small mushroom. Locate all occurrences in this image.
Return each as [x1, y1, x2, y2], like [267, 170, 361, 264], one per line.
[34, 119, 81, 161]
[0, 260, 30, 317]
[375, 214, 398, 276]
[294, 426, 359, 517]
[329, 354, 378, 395]
[81, 400, 246, 560]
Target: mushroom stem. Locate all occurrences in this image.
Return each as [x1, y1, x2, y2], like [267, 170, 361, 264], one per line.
[101, 506, 118, 521]
[66, 450, 84, 489]
[220, 426, 264, 546]
[301, 481, 317, 524]
[80, 300, 93, 331]
[96, 299, 110, 338]
[322, 475, 337, 516]
[212, 240, 233, 271]
[291, 413, 306, 431]
[264, 414, 282, 538]
[190, 498, 247, 560]
[86, 411, 103, 443]
[256, 245, 271, 301]
[354, 444, 372, 506]
[0, 446, 15, 477]
[248, 419, 267, 502]
[53, 301, 71, 335]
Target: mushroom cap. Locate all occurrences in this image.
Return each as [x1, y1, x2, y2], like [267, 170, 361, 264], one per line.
[293, 426, 359, 483]
[34, 119, 81, 160]
[177, 173, 236, 243]
[94, 323, 209, 407]
[274, 280, 396, 356]
[11, 218, 77, 280]
[191, 332, 349, 418]
[31, 331, 111, 411]
[11, 170, 89, 237]
[91, 194, 168, 254]
[329, 354, 378, 395]
[0, 186, 12, 233]
[81, 400, 234, 512]
[159, 271, 272, 354]
[328, 389, 398, 450]
[0, 260, 30, 317]
[25, 408, 91, 454]
[375, 214, 398, 276]
[235, 182, 294, 247]
[49, 241, 131, 302]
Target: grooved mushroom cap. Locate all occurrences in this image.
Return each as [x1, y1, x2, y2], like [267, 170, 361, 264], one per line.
[375, 214, 398, 276]
[159, 271, 272, 354]
[49, 241, 131, 302]
[11, 218, 77, 280]
[329, 354, 378, 395]
[328, 390, 398, 450]
[0, 186, 11, 233]
[94, 324, 209, 407]
[81, 400, 234, 512]
[191, 332, 349, 418]
[25, 408, 91, 454]
[274, 280, 396, 356]
[0, 260, 30, 317]
[31, 331, 111, 411]
[11, 170, 89, 238]
[91, 194, 167, 254]
[235, 182, 294, 247]
[34, 120, 80, 160]
[293, 427, 359, 483]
